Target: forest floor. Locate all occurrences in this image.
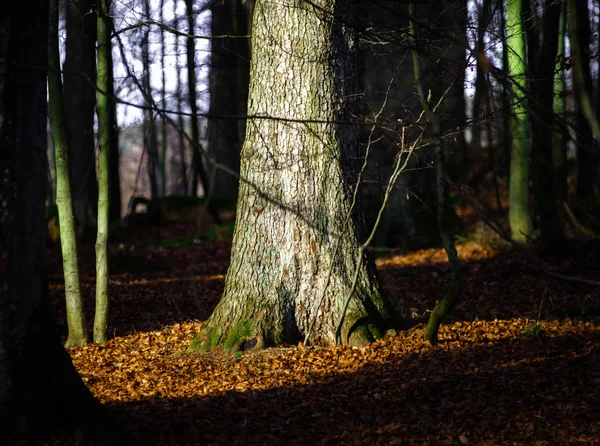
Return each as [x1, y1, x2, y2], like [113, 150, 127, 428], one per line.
[47, 220, 600, 445]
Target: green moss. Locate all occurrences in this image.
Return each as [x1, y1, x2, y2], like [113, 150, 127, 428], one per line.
[190, 319, 259, 353]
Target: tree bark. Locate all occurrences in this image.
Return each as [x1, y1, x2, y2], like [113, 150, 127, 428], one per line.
[552, 2, 568, 202]
[143, 0, 160, 200]
[506, 0, 534, 243]
[567, 0, 600, 201]
[0, 1, 122, 441]
[48, 0, 89, 347]
[63, 0, 99, 237]
[94, 0, 112, 343]
[530, 0, 564, 246]
[192, 0, 401, 351]
[174, 0, 189, 196]
[207, 0, 252, 199]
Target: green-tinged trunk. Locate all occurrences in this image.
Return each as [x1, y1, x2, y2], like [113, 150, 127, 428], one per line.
[567, 0, 600, 200]
[94, 0, 111, 343]
[506, 0, 534, 244]
[48, 0, 88, 348]
[191, 0, 400, 352]
[552, 2, 568, 201]
[408, 4, 462, 345]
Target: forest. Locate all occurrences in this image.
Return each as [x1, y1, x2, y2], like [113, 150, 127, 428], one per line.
[1, 0, 599, 444]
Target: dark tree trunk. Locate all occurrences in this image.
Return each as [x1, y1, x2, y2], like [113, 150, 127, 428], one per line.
[192, 0, 401, 351]
[207, 0, 252, 199]
[531, 0, 564, 246]
[107, 15, 121, 223]
[143, 0, 160, 200]
[63, 0, 98, 237]
[0, 2, 123, 441]
[174, 0, 189, 196]
[568, 0, 599, 201]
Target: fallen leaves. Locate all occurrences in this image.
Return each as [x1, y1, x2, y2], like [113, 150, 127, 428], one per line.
[45, 224, 600, 444]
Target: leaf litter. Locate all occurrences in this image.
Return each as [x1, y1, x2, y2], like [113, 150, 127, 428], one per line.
[47, 227, 600, 445]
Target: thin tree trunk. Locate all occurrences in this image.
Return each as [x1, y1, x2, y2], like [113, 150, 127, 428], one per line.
[63, 0, 98, 237]
[185, 0, 200, 196]
[207, 0, 251, 199]
[174, 0, 189, 196]
[192, 0, 400, 351]
[506, 0, 534, 243]
[499, 0, 512, 183]
[553, 2, 568, 201]
[143, 0, 160, 199]
[471, 0, 492, 152]
[160, 0, 168, 197]
[108, 52, 121, 224]
[185, 0, 221, 222]
[94, 0, 112, 343]
[408, 3, 462, 345]
[531, 0, 563, 246]
[567, 0, 600, 201]
[48, 0, 88, 348]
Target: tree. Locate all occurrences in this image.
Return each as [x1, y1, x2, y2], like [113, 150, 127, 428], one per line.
[506, 0, 534, 243]
[174, 0, 189, 196]
[530, 0, 563, 245]
[207, 0, 252, 199]
[185, 0, 203, 197]
[552, 2, 568, 201]
[408, 3, 462, 345]
[191, 0, 401, 351]
[48, 0, 89, 348]
[0, 1, 121, 441]
[94, 0, 113, 343]
[143, 0, 160, 200]
[567, 0, 600, 201]
[63, 0, 99, 237]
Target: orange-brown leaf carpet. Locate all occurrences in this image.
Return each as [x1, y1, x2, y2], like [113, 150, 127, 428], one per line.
[48, 225, 600, 445]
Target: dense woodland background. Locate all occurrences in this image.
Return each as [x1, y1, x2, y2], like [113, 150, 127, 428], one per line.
[1, 0, 600, 443]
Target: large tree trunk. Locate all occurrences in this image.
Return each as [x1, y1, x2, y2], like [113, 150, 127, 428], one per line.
[0, 1, 121, 441]
[192, 0, 400, 351]
[63, 0, 98, 237]
[207, 0, 252, 199]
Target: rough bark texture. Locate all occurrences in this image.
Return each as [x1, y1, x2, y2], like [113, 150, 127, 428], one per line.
[0, 2, 121, 441]
[192, 0, 400, 351]
[207, 0, 252, 199]
[63, 0, 99, 237]
[48, 0, 89, 347]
